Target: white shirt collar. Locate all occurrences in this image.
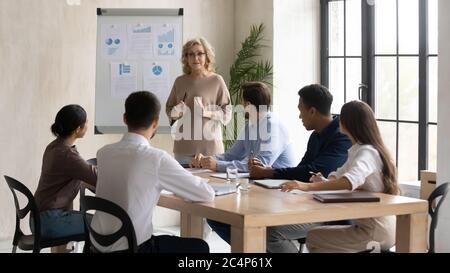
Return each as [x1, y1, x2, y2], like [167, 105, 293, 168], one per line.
[121, 132, 150, 146]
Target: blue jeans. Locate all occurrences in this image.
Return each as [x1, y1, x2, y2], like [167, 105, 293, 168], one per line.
[30, 209, 90, 239]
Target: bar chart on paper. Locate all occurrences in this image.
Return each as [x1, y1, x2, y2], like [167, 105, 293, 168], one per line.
[157, 28, 175, 56]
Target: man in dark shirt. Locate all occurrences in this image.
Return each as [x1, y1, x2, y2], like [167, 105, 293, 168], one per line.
[249, 84, 351, 182]
[208, 84, 352, 253]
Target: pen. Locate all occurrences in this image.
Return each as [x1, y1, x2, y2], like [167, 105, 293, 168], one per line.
[309, 171, 320, 176]
[249, 150, 256, 165]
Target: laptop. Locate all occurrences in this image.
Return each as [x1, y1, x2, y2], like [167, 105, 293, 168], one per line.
[209, 182, 238, 196]
[313, 192, 380, 203]
[252, 179, 288, 189]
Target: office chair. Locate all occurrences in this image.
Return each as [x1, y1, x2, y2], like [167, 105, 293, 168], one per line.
[81, 195, 138, 253]
[428, 182, 449, 253]
[4, 175, 86, 253]
[87, 158, 97, 166]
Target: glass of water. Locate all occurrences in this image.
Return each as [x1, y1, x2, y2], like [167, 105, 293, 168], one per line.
[239, 178, 251, 191]
[226, 166, 238, 183]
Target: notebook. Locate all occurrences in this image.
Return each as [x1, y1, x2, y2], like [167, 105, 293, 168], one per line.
[252, 179, 288, 189]
[209, 182, 238, 196]
[313, 192, 380, 203]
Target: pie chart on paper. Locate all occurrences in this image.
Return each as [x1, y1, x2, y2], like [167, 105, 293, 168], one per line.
[152, 65, 163, 76]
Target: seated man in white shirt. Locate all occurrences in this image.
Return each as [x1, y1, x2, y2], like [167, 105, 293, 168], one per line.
[90, 91, 215, 253]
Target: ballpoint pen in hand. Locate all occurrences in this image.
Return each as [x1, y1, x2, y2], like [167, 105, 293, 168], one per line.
[248, 150, 256, 166]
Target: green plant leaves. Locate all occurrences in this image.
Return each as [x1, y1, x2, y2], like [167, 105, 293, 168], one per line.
[223, 23, 273, 150]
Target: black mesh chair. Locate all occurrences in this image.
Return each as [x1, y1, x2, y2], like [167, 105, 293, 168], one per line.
[428, 182, 449, 253]
[4, 175, 86, 253]
[81, 195, 138, 253]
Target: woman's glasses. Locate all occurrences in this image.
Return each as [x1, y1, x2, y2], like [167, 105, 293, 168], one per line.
[186, 52, 206, 59]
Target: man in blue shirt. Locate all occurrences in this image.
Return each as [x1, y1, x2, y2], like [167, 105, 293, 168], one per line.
[209, 84, 352, 253]
[191, 81, 296, 172]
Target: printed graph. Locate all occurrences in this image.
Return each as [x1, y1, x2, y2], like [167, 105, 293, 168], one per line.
[119, 64, 131, 75]
[133, 26, 152, 33]
[157, 29, 175, 56]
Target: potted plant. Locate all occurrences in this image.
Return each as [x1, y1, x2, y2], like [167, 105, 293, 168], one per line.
[224, 23, 273, 149]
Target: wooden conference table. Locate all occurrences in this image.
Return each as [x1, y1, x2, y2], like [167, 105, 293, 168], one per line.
[157, 173, 428, 253]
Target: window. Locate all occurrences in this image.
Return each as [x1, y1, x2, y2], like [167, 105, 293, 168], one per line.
[321, 0, 438, 181]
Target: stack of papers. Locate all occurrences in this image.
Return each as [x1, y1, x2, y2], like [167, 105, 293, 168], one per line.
[210, 173, 250, 180]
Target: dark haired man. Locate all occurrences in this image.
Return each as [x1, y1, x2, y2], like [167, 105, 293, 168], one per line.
[90, 91, 215, 253]
[191, 81, 295, 172]
[250, 84, 351, 183]
[248, 84, 352, 253]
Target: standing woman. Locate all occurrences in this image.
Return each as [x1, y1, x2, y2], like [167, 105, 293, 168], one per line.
[166, 38, 231, 165]
[280, 101, 399, 253]
[33, 105, 97, 244]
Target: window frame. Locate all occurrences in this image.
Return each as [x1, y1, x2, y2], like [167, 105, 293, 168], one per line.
[320, 0, 437, 179]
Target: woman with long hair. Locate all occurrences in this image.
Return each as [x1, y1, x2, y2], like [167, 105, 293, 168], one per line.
[280, 100, 398, 252]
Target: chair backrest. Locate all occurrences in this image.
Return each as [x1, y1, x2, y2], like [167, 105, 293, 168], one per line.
[81, 195, 138, 253]
[428, 182, 449, 253]
[87, 158, 97, 166]
[3, 175, 41, 248]
[79, 183, 96, 212]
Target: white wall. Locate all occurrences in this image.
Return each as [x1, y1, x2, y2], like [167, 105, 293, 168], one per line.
[436, 0, 450, 253]
[0, 0, 234, 240]
[273, 0, 321, 163]
[234, 0, 273, 63]
[0, 0, 320, 242]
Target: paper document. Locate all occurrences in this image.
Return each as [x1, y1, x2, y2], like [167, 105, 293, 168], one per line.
[210, 173, 250, 180]
[253, 179, 289, 189]
[185, 168, 212, 174]
[127, 23, 154, 59]
[143, 62, 170, 98]
[154, 24, 180, 58]
[101, 24, 127, 59]
[110, 62, 137, 99]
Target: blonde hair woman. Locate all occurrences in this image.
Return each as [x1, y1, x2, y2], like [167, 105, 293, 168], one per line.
[166, 37, 231, 165]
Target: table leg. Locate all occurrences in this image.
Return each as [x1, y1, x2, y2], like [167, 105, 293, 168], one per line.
[180, 212, 204, 239]
[230, 226, 266, 253]
[396, 212, 428, 253]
